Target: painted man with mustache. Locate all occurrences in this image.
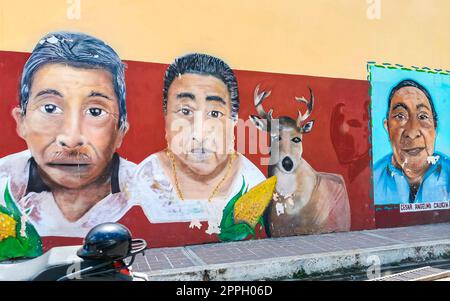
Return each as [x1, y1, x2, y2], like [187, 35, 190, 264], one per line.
[373, 79, 450, 204]
[0, 32, 136, 237]
[131, 53, 265, 238]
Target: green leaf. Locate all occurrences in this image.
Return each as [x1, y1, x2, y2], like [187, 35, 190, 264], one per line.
[218, 223, 255, 242]
[4, 184, 21, 221]
[218, 177, 260, 242]
[0, 183, 43, 261]
[0, 237, 27, 261]
[220, 177, 246, 230]
[0, 204, 12, 216]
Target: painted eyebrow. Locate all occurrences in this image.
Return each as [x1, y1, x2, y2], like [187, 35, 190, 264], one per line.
[35, 89, 63, 98]
[176, 92, 195, 100]
[206, 95, 226, 105]
[391, 103, 408, 112]
[88, 91, 112, 100]
[416, 103, 431, 111]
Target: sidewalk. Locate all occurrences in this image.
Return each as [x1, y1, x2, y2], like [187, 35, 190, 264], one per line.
[131, 222, 450, 281]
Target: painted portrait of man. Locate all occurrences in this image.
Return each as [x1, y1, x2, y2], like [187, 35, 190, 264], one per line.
[130, 53, 266, 236]
[0, 32, 136, 237]
[372, 77, 450, 205]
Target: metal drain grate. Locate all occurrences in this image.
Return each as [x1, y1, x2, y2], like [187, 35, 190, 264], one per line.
[370, 266, 450, 281]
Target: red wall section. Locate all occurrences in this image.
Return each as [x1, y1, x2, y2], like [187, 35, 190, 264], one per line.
[1, 50, 375, 249]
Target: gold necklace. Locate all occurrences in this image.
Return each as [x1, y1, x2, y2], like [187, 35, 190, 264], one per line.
[165, 149, 236, 202]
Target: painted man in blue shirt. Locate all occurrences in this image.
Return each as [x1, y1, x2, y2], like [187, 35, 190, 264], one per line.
[373, 79, 450, 204]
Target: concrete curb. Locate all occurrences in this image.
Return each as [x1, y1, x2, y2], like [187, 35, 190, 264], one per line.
[143, 239, 450, 281]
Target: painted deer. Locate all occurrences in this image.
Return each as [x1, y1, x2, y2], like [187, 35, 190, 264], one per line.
[250, 84, 351, 237]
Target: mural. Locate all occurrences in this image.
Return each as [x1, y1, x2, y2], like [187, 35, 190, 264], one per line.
[249, 85, 351, 236]
[0, 32, 136, 245]
[369, 63, 450, 224]
[130, 53, 267, 237]
[0, 32, 278, 260]
[0, 32, 139, 260]
[2, 29, 447, 261]
[0, 31, 376, 259]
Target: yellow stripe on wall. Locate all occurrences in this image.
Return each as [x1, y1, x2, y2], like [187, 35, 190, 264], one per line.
[0, 0, 449, 80]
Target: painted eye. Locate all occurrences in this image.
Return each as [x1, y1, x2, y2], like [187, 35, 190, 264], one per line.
[394, 113, 407, 121]
[86, 108, 107, 117]
[208, 110, 224, 118]
[291, 137, 302, 143]
[40, 104, 62, 114]
[180, 108, 192, 116]
[418, 113, 429, 121]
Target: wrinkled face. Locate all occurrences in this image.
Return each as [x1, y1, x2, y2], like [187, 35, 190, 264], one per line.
[165, 73, 234, 176]
[385, 86, 436, 179]
[13, 63, 126, 189]
[271, 125, 304, 174]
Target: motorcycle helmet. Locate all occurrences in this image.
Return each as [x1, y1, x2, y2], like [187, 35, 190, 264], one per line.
[77, 222, 132, 260]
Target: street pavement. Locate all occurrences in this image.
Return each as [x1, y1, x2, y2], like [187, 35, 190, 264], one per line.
[131, 222, 450, 280]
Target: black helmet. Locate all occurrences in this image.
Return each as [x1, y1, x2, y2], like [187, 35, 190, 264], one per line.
[77, 223, 132, 260]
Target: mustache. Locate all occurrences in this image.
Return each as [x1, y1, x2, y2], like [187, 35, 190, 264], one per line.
[48, 149, 92, 164]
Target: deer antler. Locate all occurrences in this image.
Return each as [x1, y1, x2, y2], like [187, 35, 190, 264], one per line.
[254, 84, 273, 120]
[295, 87, 314, 127]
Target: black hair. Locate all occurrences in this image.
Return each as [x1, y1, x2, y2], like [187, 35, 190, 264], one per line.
[163, 53, 239, 119]
[387, 79, 437, 129]
[20, 31, 127, 129]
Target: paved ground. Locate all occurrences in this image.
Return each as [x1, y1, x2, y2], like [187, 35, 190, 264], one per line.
[131, 222, 450, 280]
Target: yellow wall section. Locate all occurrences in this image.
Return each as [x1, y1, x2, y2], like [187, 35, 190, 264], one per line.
[0, 0, 449, 80]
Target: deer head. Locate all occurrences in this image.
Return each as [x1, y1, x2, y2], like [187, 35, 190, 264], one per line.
[250, 84, 315, 175]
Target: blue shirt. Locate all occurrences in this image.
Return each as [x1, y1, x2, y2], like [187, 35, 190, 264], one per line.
[373, 152, 450, 205]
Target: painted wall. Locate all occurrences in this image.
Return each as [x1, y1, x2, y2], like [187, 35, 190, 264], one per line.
[369, 64, 450, 227]
[0, 0, 449, 258]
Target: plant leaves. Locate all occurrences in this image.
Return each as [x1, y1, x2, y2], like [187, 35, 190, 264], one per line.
[219, 223, 255, 242]
[219, 177, 256, 242]
[0, 183, 43, 261]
